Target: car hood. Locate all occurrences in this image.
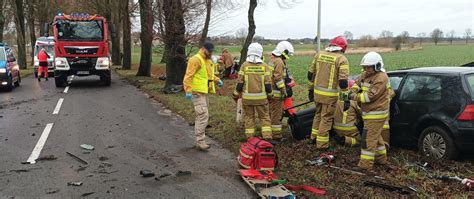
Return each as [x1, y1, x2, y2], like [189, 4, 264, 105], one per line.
[0, 60, 6, 68]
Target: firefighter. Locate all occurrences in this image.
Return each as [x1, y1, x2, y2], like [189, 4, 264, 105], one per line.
[351, 51, 390, 172]
[37, 47, 50, 81]
[307, 36, 350, 150]
[269, 41, 294, 140]
[233, 43, 273, 139]
[333, 80, 362, 147]
[183, 41, 223, 150]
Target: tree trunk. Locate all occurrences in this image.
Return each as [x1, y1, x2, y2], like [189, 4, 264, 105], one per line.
[163, 0, 186, 90]
[198, 0, 212, 47]
[37, 0, 49, 36]
[239, 0, 257, 67]
[122, 0, 132, 70]
[159, 50, 167, 63]
[11, 0, 27, 69]
[136, 0, 154, 77]
[0, 0, 5, 42]
[26, 0, 36, 65]
[111, 2, 122, 65]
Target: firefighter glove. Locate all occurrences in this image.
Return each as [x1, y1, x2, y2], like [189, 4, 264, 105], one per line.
[308, 90, 314, 101]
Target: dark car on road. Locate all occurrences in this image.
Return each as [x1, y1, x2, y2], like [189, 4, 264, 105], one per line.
[288, 67, 474, 160]
[0, 44, 21, 91]
[387, 67, 474, 159]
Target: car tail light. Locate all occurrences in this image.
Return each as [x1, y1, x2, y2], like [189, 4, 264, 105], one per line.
[458, 104, 474, 121]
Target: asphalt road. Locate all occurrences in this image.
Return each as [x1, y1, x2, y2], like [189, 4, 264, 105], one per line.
[0, 73, 253, 198]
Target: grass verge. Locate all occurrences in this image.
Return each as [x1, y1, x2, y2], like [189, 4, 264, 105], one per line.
[115, 67, 473, 198]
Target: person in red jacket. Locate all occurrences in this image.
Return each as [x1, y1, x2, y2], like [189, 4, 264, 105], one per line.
[37, 47, 50, 81]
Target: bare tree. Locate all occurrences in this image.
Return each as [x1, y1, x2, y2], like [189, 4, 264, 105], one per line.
[235, 27, 247, 45]
[10, 0, 27, 69]
[431, 28, 443, 45]
[343, 31, 353, 42]
[0, 0, 5, 42]
[464, 28, 471, 44]
[447, 30, 455, 44]
[416, 32, 426, 46]
[379, 30, 393, 39]
[122, 0, 132, 69]
[136, 0, 154, 77]
[400, 31, 409, 44]
[25, 0, 36, 64]
[111, 1, 122, 65]
[238, 0, 257, 66]
[162, 0, 186, 90]
[198, 0, 212, 47]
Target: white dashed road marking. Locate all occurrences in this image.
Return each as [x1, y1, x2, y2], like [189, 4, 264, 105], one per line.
[53, 98, 64, 115]
[26, 123, 54, 164]
[63, 86, 69, 93]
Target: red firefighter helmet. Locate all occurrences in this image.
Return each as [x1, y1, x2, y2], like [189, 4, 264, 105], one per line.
[330, 36, 348, 53]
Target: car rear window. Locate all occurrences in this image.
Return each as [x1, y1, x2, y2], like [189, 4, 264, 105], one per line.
[466, 74, 474, 100]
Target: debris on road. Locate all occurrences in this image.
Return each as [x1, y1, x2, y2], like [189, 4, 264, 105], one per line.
[37, 155, 57, 161]
[80, 144, 95, 150]
[66, 152, 88, 165]
[176, 170, 192, 177]
[99, 162, 113, 168]
[140, 170, 155, 177]
[31, 133, 35, 136]
[45, 188, 60, 194]
[67, 181, 83, 186]
[81, 192, 95, 197]
[75, 165, 88, 172]
[99, 156, 109, 161]
[9, 167, 41, 173]
[159, 173, 172, 178]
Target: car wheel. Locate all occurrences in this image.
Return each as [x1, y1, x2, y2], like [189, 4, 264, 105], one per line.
[14, 72, 20, 87]
[418, 126, 457, 160]
[101, 71, 111, 86]
[5, 76, 13, 92]
[55, 75, 66, 88]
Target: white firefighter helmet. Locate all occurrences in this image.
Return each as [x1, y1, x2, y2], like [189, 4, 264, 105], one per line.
[247, 42, 264, 63]
[272, 41, 294, 59]
[360, 51, 385, 72]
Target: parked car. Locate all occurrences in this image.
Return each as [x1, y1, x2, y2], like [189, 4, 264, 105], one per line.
[0, 44, 21, 91]
[288, 67, 474, 160]
[388, 67, 474, 159]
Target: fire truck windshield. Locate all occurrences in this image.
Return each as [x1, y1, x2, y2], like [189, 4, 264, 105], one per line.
[56, 20, 103, 41]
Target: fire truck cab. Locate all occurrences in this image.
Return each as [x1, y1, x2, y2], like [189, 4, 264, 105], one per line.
[45, 12, 113, 87]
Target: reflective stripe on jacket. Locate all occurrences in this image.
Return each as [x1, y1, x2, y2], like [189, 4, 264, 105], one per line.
[237, 61, 272, 105]
[353, 72, 390, 120]
[308, 51, 349, 104]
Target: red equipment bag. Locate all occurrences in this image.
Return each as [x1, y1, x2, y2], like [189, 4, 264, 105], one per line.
[238, 137, 277, 171]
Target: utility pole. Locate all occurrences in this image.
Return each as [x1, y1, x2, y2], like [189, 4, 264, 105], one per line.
[316, 0, 321, 53]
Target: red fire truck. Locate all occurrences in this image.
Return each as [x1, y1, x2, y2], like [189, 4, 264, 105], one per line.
[44, 13, 113, 87]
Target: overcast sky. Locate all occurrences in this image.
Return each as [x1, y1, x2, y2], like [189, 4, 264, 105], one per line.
[208, 0, 474, 39]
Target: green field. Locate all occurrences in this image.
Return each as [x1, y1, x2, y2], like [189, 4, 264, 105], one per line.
[286, 44, 474, 84]
[132, 44, 474, 85]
